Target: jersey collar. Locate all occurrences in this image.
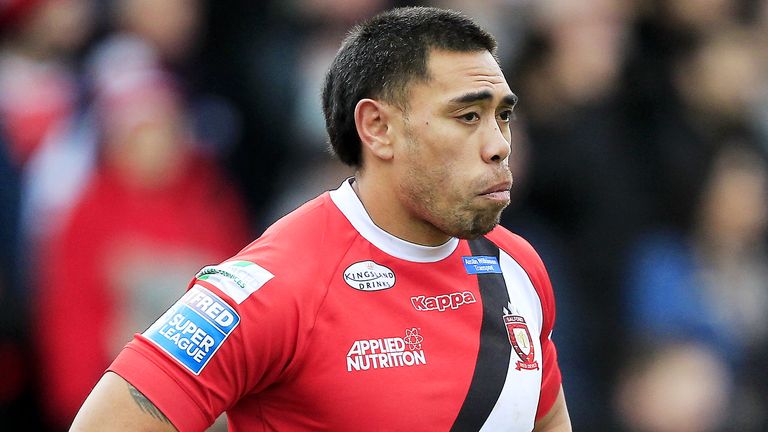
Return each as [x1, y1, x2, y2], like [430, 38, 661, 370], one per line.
[329, 178, 459, 263]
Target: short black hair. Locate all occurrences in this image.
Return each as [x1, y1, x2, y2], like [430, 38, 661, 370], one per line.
[322, 6, 498, 167]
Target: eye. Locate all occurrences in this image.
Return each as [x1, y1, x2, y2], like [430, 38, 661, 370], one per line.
[459, 112, 480, 123]
[497, 109, 515, 123]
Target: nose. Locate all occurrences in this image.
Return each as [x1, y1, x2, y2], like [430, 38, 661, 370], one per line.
[482, 124, 511, 164]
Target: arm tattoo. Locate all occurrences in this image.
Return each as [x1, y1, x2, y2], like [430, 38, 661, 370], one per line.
[127, 383, 172, 425]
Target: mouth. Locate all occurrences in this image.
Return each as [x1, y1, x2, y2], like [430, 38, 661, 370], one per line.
[478, 180, 513, 202]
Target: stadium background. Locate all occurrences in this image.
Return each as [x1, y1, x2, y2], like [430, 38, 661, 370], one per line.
[1, 0, 767, 430]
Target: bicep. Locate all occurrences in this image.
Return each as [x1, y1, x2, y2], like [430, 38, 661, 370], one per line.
[70, 371, 178, 432]
[533, 386, 571, 432]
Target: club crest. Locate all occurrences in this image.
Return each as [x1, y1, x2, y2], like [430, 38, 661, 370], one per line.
[503, 314, 539, 371]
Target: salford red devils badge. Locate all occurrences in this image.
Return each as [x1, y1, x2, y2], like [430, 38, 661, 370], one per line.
[504, 314, 539, 370]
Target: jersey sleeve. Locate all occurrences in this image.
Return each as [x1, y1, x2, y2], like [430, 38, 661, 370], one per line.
[525, 244, 561, 421]
[535, 302, 561, 421]
[487, 228, 562, 420]
[108, 259, 317, 431]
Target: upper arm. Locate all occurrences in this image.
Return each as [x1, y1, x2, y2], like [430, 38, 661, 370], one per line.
[533, 386, 571, 432]
[91, 263, 315, 429]
[70, 372, 178, 432]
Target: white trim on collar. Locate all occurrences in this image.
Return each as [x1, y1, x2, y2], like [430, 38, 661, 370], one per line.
[329, 178, 459, 263]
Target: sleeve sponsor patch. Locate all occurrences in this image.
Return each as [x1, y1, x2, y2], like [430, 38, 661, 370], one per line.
[143, 285, 240, 375]
[462, 256, 502, 274]
[195, 260, 274, 304]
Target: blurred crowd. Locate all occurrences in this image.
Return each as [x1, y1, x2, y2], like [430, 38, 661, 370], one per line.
[1, 0, 767, 430]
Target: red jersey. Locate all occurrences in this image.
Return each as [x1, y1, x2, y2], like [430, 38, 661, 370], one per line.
[109, 179, 562, 431]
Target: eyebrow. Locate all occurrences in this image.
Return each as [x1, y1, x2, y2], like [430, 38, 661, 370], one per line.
[449, 91, 519, 107]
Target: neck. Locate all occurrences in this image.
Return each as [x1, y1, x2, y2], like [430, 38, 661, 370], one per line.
[352, 173, 452, 247]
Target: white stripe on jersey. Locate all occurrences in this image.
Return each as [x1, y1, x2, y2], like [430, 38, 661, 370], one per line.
[479, 250, 544, 432]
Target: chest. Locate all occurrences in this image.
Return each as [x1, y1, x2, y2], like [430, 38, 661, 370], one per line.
[262, 247, 545, 431]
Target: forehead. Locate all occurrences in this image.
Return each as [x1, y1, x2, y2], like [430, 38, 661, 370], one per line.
[413, 49, 512, 104]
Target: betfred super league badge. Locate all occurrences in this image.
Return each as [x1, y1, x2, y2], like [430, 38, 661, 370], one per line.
[504, 314, 539, 371]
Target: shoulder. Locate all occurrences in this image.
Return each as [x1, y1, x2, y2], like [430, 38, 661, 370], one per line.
[241, 192, 357, 265]
[199, 192, 357, 304]
[485, 225, 555, 314]
[485, 225, 547, 277]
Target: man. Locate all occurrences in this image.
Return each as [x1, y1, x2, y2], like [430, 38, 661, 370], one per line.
[72, 6, 571, 431]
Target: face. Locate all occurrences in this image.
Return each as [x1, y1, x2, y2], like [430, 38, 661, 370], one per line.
[393, 49, 515, 240]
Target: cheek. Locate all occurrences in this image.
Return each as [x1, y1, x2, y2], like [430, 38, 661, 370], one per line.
[407, 142, 457, 186]
[411, 115, 461, 150]
[402, 120, 472, 187]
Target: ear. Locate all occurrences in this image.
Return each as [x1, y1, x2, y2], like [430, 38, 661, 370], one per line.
[354, 98, 394, 161]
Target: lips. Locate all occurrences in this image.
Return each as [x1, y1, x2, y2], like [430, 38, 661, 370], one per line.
[480, 181, 512, 196]
[479, 180, 513, 202]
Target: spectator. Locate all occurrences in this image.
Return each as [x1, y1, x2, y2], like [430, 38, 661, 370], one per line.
[34, 61, 250, 429]
[620, 141, 768, 431]
[0, 124, 44, 429]
[615, 340, 731, 432]
[0, 1, 96, 429]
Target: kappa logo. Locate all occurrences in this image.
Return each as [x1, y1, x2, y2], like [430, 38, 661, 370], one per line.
[411, 291, 477, 312]
[343, 260, 396, 291]
[346, 328, 426, 372]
